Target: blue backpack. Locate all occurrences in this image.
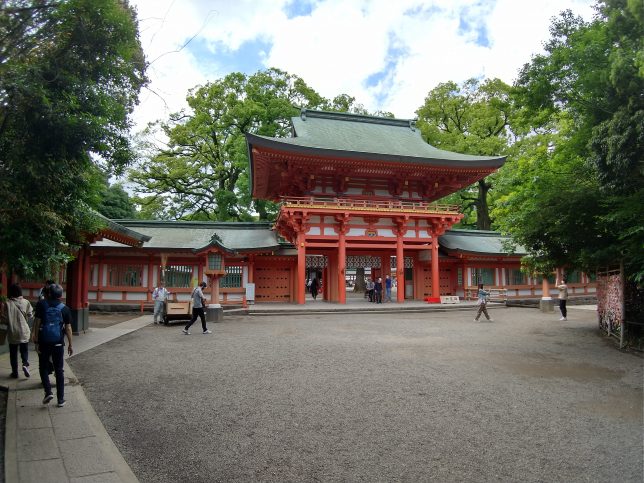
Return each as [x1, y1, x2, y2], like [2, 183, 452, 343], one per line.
[40, 302, 64, 344]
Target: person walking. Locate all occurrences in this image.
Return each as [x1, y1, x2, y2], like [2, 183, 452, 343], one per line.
[385, 275, 392, 302]
[32, 284, 73, 407]
[310, 277, 319, 300]
[473, 283, 493, 322]
[556, 278, 569, 321]
[152, 281, 171, 324]
[183, 282, 211, 335]
[1, 283, 33, 378]
[374, 277, 383, 303]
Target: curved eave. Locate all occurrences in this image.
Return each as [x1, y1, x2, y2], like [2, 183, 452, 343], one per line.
[247, 133, 505, 199]
[92, 217, 151, 248]
[193, 241, 282, 255]
[247, 132, 505, 167]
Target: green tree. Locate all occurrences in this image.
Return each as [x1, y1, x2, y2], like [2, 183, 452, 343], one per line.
[502, 0, 643, 281]
[129, 68, 371, 221]
[0, 0, 147, 277]
[416, 78, 515, 230]
[93, 175, 138, 220]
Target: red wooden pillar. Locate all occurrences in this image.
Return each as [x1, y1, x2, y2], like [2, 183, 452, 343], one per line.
[431, 239, 440, 299]
[396, 234, 404, 303]
[82, 247, 90, 308]
[338, 232, 346, 304]
[247, 255, 255, 284]
[297, 232, 306, 304]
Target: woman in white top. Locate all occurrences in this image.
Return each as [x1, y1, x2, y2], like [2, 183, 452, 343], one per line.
[2, 283, 34, 378]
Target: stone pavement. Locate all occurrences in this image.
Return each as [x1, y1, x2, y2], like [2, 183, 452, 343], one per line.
[1, 302, 600, 482]
[1, 315, 150, 483]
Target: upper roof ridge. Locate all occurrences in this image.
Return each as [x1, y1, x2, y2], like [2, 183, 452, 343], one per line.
[299, 109, 414, 129]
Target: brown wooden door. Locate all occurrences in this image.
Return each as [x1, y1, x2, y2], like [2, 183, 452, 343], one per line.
[255, 263, 292, 302]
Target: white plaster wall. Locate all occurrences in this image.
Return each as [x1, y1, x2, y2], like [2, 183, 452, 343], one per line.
[88, 291, 97, 301]
[309, 215, 321, 224]
[378, 229, 395, 237]
[307, 227, 321, 235]
[323, 227, 336, 236]
[417, 220, 429, 227]
[374, 189, 389, 196]
[126, 292, 147, 301]
[417, 230, 431, 238]
[91, 265, 98, 286]
[347, 228, 365, 237]
[101, 267, 107, 287]
[101, 291, 122, 301]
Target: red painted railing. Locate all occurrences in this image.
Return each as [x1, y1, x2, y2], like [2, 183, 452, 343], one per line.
[280, 196, 460, 214]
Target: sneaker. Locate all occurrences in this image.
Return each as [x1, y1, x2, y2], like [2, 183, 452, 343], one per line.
[559, 317, 566, 321]
[473, 319, 479, 322]
[182, 329, 190, 335]
[203, 329, 212, 334]
[9, 373, 18, 379]
[57, 400, 66, 408]
[43, 394, 54, 405]
[22, 365, 30, 378]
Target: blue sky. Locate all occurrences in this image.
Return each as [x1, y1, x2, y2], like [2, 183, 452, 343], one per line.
[131, 0, 595, 132]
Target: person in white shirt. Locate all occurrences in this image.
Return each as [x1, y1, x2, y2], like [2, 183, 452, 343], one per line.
[152, 281, 171, 325]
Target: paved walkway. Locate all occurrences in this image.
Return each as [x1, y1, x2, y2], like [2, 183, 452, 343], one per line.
[1, 315, 150, 483]
[1, 303, 604, 482]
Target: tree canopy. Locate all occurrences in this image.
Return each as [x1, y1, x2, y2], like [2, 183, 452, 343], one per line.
[495, 0, 643, 281]
[129, 68, 376, 221]
[0, 0, 147, 277]
[416, 78, 515, 230]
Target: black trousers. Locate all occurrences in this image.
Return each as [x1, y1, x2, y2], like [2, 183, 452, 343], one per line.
[186, 307, 207, 332]
[9, 342, 29, 375]
[559, 299, 567, 318]
[38, 344, 65, 402]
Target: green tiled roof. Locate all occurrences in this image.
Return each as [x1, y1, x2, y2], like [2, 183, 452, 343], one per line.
[92, 220, 525, 259]
[247, 109, 506, 167]
[439, 229, 526, 256]
[91, 220, 281, 252]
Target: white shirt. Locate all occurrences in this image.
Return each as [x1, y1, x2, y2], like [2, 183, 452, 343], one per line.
[152, 287, 170, 301]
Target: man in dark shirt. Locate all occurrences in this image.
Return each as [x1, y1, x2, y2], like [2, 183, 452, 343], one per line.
[32, 284, 73, 407]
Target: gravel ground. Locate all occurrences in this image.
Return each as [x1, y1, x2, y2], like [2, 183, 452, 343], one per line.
[69, 307, 643, 483]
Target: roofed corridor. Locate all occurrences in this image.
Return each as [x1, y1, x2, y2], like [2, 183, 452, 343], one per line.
[280, 196, 461, 214]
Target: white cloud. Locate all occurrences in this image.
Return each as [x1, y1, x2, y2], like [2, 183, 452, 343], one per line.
[129, 0, 596, 130]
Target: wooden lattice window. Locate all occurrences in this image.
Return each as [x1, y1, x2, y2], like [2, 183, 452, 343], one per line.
[505, 269, 526, 285]
[221, 266, 243, 288]
[473, 268, 495, 286]
[164, 265, 193, 288]
[108, 264, 143, 287]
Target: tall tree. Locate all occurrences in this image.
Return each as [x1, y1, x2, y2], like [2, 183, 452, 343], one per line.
[0, 0, 147, 277]
[129, 68, 370, 221]
[416, 78, 514, 230]
[501, 0, 643, 281]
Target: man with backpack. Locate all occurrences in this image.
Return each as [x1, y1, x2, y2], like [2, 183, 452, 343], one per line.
[32, 283, 73, 407]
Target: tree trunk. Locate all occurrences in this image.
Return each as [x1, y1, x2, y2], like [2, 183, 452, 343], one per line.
[476, 179, 492, 230]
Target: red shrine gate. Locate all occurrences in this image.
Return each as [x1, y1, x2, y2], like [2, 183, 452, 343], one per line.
[276, 197, 461, 303]
[246, 109, 505, 305]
